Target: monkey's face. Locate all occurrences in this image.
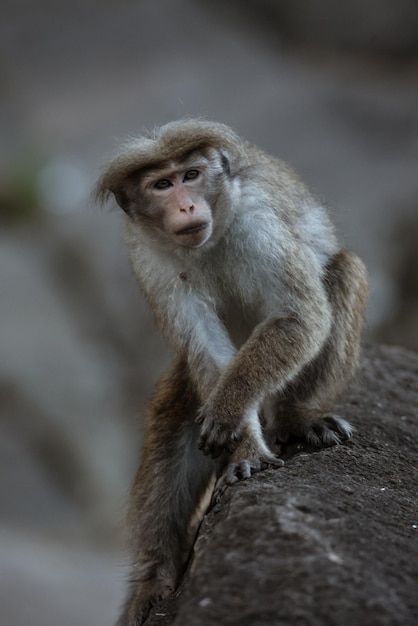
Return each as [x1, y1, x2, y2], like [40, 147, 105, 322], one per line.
[112, 152, 231, 249]
[138, 159, 215, 249]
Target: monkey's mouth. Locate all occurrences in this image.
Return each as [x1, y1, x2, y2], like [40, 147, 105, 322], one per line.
[176, 222, 209, 236]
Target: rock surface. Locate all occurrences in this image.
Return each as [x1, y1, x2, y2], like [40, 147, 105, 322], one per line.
[144, 344, 418, 625]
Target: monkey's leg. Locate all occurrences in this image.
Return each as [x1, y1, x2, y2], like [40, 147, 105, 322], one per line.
[273, 250, 368, 447]
[118, 361, 216, 626]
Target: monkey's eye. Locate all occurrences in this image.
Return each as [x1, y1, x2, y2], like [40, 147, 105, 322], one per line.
[184, 169, 199, 181]
[154, 179, 172, 190]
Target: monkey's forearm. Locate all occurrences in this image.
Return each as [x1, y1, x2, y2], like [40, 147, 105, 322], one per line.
[198, 310, 331, 457]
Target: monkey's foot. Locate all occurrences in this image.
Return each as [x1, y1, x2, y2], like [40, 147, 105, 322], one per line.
[278, 413, 354, 448]
[117, 594, 152, 626]
[117, 579, 175, 626]
[213, 453, 284, 502]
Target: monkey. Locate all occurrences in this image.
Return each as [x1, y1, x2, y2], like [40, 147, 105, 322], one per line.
[95, 119, 368, 625]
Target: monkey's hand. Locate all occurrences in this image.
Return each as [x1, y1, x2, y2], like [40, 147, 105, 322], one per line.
[196, 402, 245, 458]
[213, 452, 284, 502]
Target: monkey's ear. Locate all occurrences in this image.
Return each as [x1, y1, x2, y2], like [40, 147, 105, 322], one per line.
[94, 180, 133, 218]
[113, 189, 133, 218]
[220, 150, 231, 177]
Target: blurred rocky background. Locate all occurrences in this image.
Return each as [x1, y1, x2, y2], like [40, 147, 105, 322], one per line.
[0, 1, 417, 624]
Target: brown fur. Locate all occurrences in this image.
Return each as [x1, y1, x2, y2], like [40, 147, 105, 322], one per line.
[95, 119, 244, 204]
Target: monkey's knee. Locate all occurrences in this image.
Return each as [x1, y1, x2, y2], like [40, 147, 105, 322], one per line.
[325, 250, 369, 309]
[321, 249, 368, 379]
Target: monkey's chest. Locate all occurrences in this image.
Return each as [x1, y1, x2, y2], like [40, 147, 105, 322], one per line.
[201, 262, 271, 347]
[217, 295, 258, 348]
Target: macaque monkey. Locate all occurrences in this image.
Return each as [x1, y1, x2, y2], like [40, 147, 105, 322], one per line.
[96, 119, 368, 625]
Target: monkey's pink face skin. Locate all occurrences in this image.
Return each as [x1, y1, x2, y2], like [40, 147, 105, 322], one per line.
[142, 163, 214, 248]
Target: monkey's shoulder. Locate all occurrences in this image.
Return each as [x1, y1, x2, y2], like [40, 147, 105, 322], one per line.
[239, 142, 307, 190]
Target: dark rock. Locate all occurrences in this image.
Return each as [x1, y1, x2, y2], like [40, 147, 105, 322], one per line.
[145, 345, 418, 625]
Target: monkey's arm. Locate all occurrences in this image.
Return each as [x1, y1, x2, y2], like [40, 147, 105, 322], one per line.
[197, 257, 333, 458]
[145, 280, 237, 402]
[127, 230, 237, 400]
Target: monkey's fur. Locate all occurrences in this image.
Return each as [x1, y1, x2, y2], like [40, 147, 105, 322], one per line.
[96, 119, 368, 625]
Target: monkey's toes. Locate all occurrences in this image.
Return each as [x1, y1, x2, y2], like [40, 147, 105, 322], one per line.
[323, 414, 354, 439]
[117, 596, 152, 626]
[306, 414, 354, 447]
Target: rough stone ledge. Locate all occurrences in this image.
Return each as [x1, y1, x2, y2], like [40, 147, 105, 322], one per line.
[145, 345, 418, 625]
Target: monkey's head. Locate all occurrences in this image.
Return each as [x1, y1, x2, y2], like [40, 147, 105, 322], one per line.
[95, 119, 244, 249]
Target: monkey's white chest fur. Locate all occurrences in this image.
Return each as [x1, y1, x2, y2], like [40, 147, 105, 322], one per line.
[126, 201, 333, 358]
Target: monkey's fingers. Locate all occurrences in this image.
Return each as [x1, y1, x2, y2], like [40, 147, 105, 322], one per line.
[213, 454, 284, 502]
[260, 454, 286, 470]
[197, 407, 244, 457]
[198, 428, 242, 458]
